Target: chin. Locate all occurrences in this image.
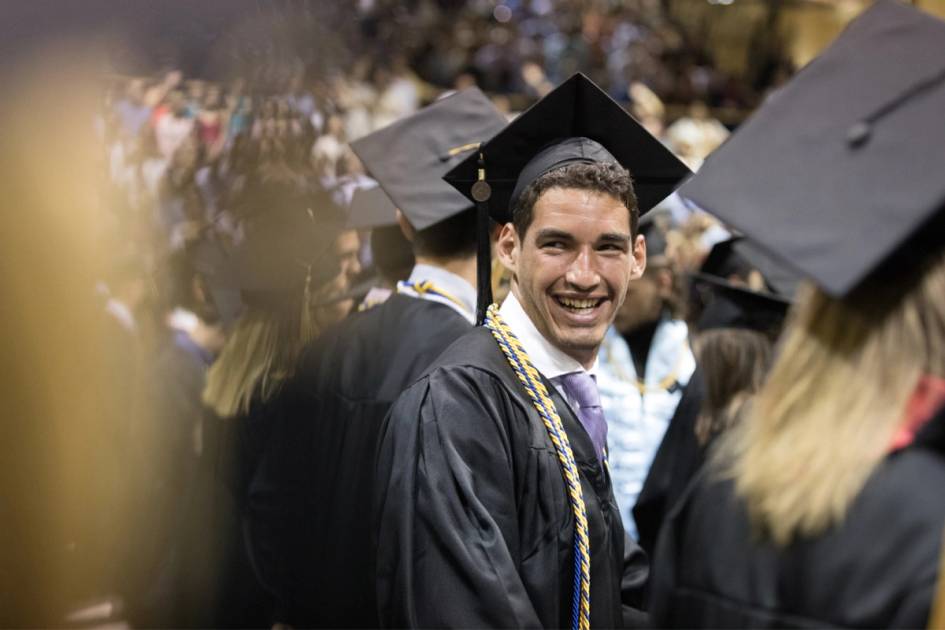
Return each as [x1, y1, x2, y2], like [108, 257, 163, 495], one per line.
[556, 329, 607, 358]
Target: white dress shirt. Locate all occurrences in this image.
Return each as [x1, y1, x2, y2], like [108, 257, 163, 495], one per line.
[498, 291, 598, 408]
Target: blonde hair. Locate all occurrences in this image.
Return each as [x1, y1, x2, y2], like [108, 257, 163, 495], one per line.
[712, 249, 945, 546]
[202, 293, 319, 419]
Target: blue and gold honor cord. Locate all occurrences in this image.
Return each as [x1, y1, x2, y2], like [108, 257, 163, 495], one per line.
[397, 280, 471, 317]
[485, 304, 591, 630]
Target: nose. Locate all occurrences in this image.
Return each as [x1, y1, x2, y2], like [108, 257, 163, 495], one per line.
[565, 248, 600, 291]
[346, 253, 362, 279]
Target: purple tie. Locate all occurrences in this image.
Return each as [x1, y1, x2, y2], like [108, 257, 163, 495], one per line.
[558, 371, 608, 465]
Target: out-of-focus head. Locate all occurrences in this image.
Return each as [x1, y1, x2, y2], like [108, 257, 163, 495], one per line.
[350, 87, 509, 257]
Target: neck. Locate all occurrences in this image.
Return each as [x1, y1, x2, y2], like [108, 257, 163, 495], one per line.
[413, 253, 477, 289]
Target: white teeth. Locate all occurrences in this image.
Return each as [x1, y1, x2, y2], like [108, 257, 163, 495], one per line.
[559, 297, 599, 309]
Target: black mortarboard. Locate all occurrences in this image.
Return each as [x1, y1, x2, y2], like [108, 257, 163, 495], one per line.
[346, 180, 398, 230]
[221, 184, 345, 309]
[698, 237, 800, 299]
[350, 88, 508, 231]
[732, 238, 800, 299]
[444, 73, 692, 224]
[680, 0, 945, 298]
[692, 273, 791, 339]
[443, 73, 691, 322]
[692, 237, 798, 338]
[698, 239, 752, 281]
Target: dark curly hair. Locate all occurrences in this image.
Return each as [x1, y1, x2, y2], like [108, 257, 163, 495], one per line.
[511, 161, 639, 238]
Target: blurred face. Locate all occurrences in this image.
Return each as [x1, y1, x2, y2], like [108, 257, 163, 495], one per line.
[613, 267, 667, 334]
[311, 230, 362, 328]
[497, 188, 646, 368]
[334, 229, 362, 285]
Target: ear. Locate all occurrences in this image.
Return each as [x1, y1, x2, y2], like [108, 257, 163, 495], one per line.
[495, 222, 520, 275]
[396, 209, 415, 243]
[630, 233, 647, 280]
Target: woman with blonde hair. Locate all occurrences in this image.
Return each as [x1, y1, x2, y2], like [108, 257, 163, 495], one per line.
[202, 173, 348, 420]
[651, 2, 945, 627]
[189, 173, 349, 626]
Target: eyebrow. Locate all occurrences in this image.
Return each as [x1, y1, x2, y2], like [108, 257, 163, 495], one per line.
[534, 228, 574, 242]
[598, 232, 632, 245]
[533, 228, 632, 245]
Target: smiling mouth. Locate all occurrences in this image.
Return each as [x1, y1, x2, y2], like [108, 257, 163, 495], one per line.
[555, 296, 605, 313]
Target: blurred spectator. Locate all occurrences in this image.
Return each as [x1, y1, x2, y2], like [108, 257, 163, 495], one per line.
[664, 101, 729, 170]
[598, 217, 697, 537]
[154, 90, 195, 161]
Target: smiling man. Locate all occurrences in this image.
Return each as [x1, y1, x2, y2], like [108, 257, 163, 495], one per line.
[374, 75, 690, 629]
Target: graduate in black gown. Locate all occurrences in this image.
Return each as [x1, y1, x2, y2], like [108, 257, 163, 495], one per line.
[375, 74, 690, 628]
[198, 175, 347, 627]
[650, 3, 945, 626]
[632, 237, 796, 561]
[242, 88, 508, 628]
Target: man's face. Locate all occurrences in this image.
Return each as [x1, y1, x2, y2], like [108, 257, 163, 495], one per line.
[497, 187, 646, 367]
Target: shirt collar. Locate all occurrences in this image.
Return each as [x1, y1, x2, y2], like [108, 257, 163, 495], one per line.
[406, 263, 477, 324]
[499, 291, 597, 380]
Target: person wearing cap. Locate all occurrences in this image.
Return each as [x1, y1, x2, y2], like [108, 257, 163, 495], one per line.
[376, 74, 690, 628]
[193, 171, 346, 626]
[345, 182, 415, 309]
[631, 236, 796, 559]
[241, 88, 508, 628]
[595, 213, 697, 542]
[649, 2, 945, 627]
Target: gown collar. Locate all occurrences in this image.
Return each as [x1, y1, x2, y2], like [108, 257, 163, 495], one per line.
[404, 263, 477, 324]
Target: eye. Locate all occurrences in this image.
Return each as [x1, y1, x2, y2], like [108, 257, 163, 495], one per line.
[597, 242, 627, 253]
[541, 240, 566, 250]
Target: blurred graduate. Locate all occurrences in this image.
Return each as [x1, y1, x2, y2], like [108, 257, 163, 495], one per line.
[650, 2, 945, 626]
[242, 88, 508, 628]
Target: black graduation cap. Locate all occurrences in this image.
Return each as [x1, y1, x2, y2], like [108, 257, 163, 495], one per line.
[732, 238, 800, 299]
[692, 273, 791, 338]
[346, 180, 398, 230]
[691, 237, 798, 338]
[219, 184, 346, 310]
[443, 72, 691, 322]
[679, 0, 945, 298]
[349, 88, 508, 231]
[444, 73, 692, 224]
[698, 238, 752, 281]
[698, 237, 800, 299]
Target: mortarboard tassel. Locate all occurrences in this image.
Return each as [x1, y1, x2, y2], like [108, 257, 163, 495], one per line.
[473, 152, 494, 325]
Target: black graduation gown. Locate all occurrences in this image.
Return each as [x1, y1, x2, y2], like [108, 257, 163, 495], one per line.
[241, 294, 471, 627]
[650, 407, 945, 628]
[375, 326, 649, 628]
[632, 368, 705, 561]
